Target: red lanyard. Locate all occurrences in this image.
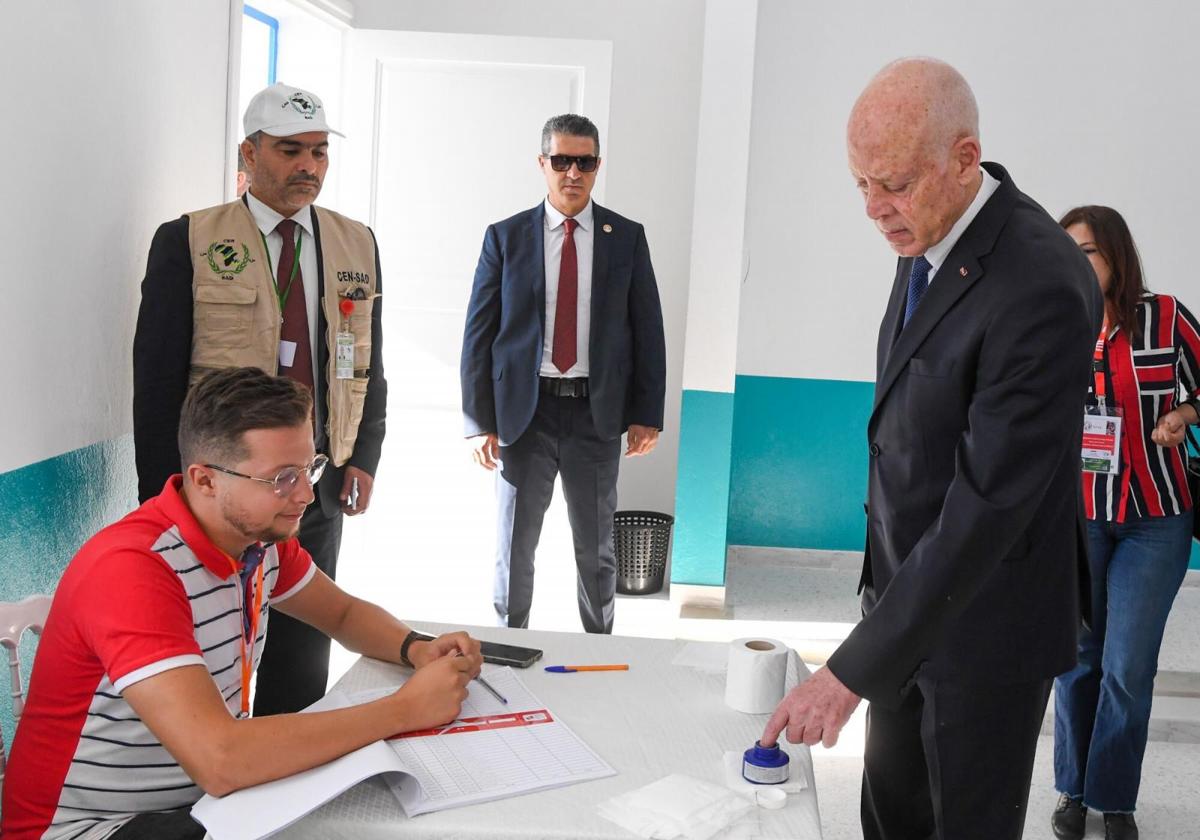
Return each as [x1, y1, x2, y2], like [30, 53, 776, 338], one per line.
[224, 552, 266, 719]
[1092, 320, 1110, 407]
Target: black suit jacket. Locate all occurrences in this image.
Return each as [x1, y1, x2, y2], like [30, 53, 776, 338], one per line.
[826, 163, 1103, 707]
[460, 202, 666, 445]
[132, 206, 387, 517]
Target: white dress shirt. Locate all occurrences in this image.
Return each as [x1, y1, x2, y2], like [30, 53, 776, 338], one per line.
[541, 198, 594, 377]
[924, 168, 1001, 284]
[245, 191, 320, 388]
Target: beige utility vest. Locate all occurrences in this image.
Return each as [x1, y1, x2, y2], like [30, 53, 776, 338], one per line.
[187, 199, 378, 466]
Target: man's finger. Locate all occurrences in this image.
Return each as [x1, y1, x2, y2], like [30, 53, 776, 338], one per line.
[821, 724, 841, 749]
[786, 721, 805, 745]
[802, 725, 823, 746]
[761, 708, 788, 747]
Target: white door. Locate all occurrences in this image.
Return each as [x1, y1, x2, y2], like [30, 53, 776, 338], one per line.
[326, 31, 616, 655]
[337, 31, 611, 410]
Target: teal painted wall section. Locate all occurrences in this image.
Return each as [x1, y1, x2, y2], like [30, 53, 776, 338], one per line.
[0, 435, 138, 769]
[671, 389, 735, 586]
[727, 375, 873, 551]
[726, 374, 1200, 571]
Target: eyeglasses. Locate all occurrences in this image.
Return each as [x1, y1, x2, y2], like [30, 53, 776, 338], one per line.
[544, 154, 599, 173]
[205, 454, 329, 497]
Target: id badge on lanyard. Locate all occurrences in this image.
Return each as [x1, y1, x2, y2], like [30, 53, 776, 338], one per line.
[225, 552, 265, 719]
[1082, 322, 1122, 475]
[336, 298, 355, 380]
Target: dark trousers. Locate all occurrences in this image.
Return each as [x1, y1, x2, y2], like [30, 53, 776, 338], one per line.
[252, 500, 343, 716]
[110, 808, 206, 840]
[862, 670, 1052, 840]
[494, 392, 620, 633]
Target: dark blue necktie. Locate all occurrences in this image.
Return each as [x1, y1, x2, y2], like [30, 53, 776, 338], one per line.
[903, 255, 932, 327]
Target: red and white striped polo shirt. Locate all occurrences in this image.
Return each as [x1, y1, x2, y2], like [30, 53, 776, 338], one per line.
[0, 477, 314, 840]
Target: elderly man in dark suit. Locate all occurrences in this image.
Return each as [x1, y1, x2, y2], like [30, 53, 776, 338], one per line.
[461, 114, 666, 634]
[762, 59, 1102, 840]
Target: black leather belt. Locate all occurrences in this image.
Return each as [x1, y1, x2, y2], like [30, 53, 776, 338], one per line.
[539, 376, 589, 398]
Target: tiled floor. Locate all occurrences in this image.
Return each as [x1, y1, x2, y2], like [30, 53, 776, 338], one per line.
[724, 545, 1200, 678]
[328, 407, 1200, 839]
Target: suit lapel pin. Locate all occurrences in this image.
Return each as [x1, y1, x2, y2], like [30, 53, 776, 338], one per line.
[602, 224, 613, 233]
[959, 266, 968, 277]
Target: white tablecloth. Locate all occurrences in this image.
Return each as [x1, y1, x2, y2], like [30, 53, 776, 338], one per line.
[281, 623, 823, 839]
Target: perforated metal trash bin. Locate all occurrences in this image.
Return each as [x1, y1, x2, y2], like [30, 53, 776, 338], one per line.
[614, 511, 674, 595]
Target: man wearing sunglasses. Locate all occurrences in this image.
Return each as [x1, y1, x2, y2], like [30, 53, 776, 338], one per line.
[2, 368, 480, 840]
[132, 83, 387, 718]
[461, 114, 666, 634]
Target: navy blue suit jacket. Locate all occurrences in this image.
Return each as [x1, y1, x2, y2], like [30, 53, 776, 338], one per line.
[461, 202, 666, 445]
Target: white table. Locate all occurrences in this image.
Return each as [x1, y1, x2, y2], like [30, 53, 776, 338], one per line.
[284, 624, 823, 839]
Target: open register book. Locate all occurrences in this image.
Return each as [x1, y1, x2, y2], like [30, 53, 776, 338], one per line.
[191, 666, 615, 840]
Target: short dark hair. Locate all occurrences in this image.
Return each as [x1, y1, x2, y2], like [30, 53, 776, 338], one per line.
[540, 114, 600, 156]
[178, 368, 313, 468]
[1059, 205, 1147, 339]
[236, 146, 248, 173]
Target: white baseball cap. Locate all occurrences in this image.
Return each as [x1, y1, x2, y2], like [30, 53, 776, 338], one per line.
[243, 83, 344, 139]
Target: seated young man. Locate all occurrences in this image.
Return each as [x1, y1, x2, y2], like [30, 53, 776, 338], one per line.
[1, 368, 483, 840]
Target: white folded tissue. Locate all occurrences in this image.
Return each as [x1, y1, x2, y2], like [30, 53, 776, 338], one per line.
[596, 774, 754, 840]
[597, 756, 807, 840]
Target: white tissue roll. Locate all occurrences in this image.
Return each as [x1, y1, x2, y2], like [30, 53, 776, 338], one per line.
[724, 638, 790, 714]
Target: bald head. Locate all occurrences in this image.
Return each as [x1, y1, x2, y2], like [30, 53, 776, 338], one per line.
[847, 58, 984, 256]
[849, 58, 979, 158]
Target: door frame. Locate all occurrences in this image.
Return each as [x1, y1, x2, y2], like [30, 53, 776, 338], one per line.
[336, 29, 613, 226]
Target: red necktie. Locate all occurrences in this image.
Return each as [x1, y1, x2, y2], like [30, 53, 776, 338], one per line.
[275, 219, 314, 390]
[552, 218, 578, 374]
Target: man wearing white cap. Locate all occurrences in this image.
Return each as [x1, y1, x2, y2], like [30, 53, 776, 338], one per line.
[133, 83, 387, 716]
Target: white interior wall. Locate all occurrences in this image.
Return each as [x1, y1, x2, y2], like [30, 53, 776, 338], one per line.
[680, 0, 757, 396]
[739, 0, 1200, 382]
[350, 0, 706, 513]
[0, 0, 233, 473]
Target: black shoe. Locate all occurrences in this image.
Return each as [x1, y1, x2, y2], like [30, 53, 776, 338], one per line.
[1104, 812, 1139, 840]
[1052, 794, 1087, 840]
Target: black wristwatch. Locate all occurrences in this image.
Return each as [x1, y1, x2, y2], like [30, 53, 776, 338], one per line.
[399, 630, 431, 667]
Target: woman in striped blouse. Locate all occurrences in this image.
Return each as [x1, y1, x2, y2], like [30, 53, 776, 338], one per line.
[1050, 205, 1200, 840]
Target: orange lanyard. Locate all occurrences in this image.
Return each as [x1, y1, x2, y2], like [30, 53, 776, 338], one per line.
[224, 551, 266, 719]
[1092, 320, 1110, 407]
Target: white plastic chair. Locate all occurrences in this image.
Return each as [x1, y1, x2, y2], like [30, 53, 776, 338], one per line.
[0, 594, 52, 793]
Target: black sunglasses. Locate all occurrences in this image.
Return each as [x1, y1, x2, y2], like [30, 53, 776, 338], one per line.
[545, 154, 599, 173]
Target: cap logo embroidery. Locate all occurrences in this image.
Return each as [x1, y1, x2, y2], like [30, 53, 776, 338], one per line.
[286, 92, 317, 119]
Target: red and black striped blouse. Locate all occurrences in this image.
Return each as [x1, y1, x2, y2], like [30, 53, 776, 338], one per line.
[1084, 294, 1200, 522]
